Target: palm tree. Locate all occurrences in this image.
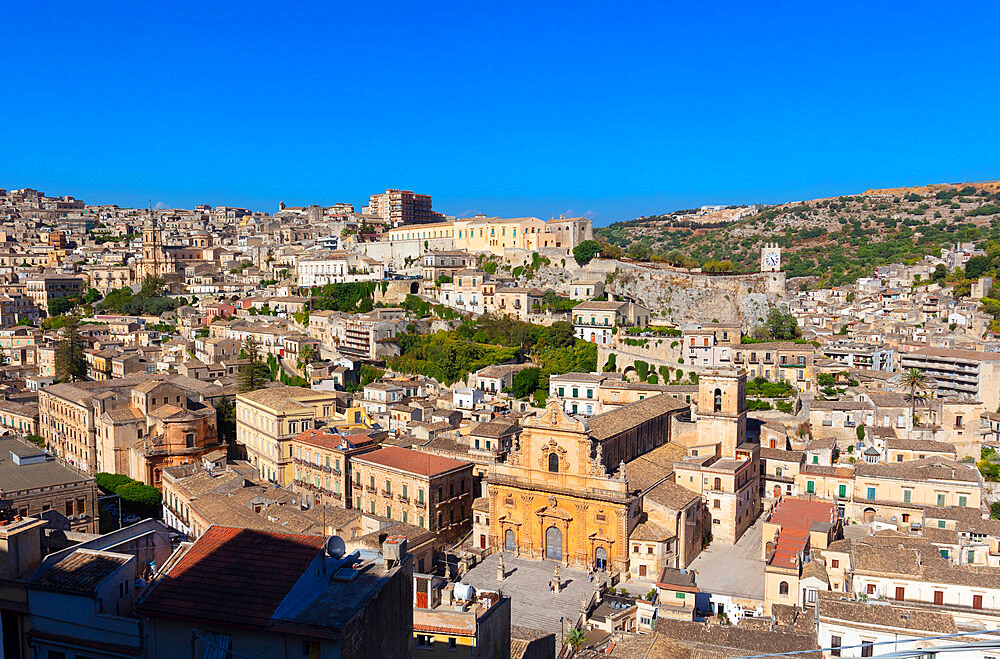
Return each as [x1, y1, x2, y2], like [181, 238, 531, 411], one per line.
[563, 627, 586, 654]
[901, 367, 928, 431]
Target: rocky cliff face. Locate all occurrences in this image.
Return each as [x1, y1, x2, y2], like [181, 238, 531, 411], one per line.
[520, 258, 786, 328]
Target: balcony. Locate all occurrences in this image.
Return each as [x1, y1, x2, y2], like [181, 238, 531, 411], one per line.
[365, 485, 376, 493]
[398, 494, 410, 503]
[381, 489, 392, 497]
[415, 499, 427, 509]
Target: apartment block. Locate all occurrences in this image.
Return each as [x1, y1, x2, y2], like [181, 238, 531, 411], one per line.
[350, 446, 474, 541]
[365, 189, 443, 225]
[901, 347, 1000, 411]
[235, 385, 340, 486]
[0, 437, 99, 532]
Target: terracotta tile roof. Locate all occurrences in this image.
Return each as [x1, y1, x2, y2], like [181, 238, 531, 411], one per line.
[138, 526, 325, 628]
[817, 591, 957, 633]
[587, 394, 687, 442]
[885, 438, 955, 453]
[352, 445, 471, 477]
[854, 456, 980, 483]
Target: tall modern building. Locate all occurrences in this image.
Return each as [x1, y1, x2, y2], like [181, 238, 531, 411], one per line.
[364, 189, 444, 225]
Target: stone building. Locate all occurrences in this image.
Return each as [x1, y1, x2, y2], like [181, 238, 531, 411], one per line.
[0, 437, 99, 532]
[350, 446, 474, 543]
[672, 369, 761, 545]
[289, 428, 379, 510]
[487, 394, 687, 574]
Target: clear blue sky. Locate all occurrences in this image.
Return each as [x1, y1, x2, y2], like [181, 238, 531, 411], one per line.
[2, 1, 998, 226]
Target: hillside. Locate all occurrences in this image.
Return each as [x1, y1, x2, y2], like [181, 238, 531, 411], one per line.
[595, 181, 1000, 287]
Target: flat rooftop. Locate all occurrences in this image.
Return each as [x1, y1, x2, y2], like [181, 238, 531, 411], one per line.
[0, 438, 93, 494]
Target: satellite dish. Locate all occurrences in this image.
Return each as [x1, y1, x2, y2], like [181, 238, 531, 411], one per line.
[326, 535, 346, 559]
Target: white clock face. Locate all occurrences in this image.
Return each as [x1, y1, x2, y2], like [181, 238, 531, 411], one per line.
[765, 252, 779, 266]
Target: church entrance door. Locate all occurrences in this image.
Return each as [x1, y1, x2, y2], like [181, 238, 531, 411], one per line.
[545, 526, 562, 561]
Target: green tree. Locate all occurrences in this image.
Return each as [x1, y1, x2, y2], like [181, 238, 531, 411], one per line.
[753, 306, 801, 341]
[54, 318, 87, 382]
[48, 296, 79, 317]
[297, 343, 318, 370]
[817, 372, 837, 388]
[215, 396, 237, 446]
[83, 288, 103, 304]
[238, 336, 272, 392]
[139, 274, 166, 299]
[932, 263, 948, 281]
[901, 368, 927, 431]
[572, 240, 602, 266]
[510, 367, 541, 399]
[966, 255, 991, 280]
[563, 628, 586, 652]
[545, 321, 576, 349]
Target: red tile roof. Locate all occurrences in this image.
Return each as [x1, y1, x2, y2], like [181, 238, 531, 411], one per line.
[138, 526, 325, 628]
[352, 446, 471, 477]
[767, 497, 838, 569]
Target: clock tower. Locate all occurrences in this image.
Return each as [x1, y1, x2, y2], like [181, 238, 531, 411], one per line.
[761, 243, 781, 273]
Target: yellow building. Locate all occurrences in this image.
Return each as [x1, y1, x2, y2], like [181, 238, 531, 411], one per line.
[384, 215, 593, 257]
[487, 394, 684, 573]
[235, 385, 340, 486]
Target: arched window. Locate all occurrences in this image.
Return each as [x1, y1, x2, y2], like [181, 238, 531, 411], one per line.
[714, 388, 723, 413]
[548, 453, 559, 473]
[775, 467, 782, 478]
[714, 477, 722, 490]
[779, 581, 789, 596]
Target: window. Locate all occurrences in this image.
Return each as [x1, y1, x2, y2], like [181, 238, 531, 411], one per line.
[937, 493, 946, 507]
[807, 481, 815, 494]
[417, 635, 434, 649]
[713, 388, 722, 412]
[548, 452, 559, 473]
[402, 484, 408, 499]
[903, 489, 912, 504]
[385, 479, 391, 494]
[448, 638, 457, 650]
[895, 586, 905, 601]
[959, 495, 968, 507]
[778, 581, 789, 596]
[838, 484, 847, 498]
[938, 520, 946, 529]
[713, 478, 722, 490]
[831, 559, 839, 568]
[969, 550, 976, 564]
[974, 594, 983, 609]
[830, 635, 842, 657]
[934, 590, 944, 605]
[866, 487, 876, 501]
[185, 432, 195, 448]
[861, 641, 873, 657]
[713, 499, 720, 509]
[812, 455, 819, 464]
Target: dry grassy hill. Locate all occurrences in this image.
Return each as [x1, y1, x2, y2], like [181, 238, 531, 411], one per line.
[596, 181, 1000, 287]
